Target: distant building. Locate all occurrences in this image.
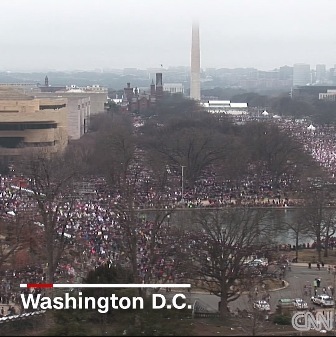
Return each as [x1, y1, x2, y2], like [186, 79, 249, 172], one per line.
[119, 73, 164, 113]
[38, 77, 107, 115]
[319, 89, 336, 101]
[0, 83, 40, 95]
[34, 92, 90, 140]
[56, 85, 107, 115]
[228, 102, 249, 114]
[293, 63, 311, 86]
[0, 87, 68, 159]
[39, 75, 67, 93]
[201, 100, 248, 115]
[163, 83, 184, 94]
[292, 85, 336, 100]
[155, 73, 164, 100]
[316, 64, 327, 84]
[279, 66, 293, 81]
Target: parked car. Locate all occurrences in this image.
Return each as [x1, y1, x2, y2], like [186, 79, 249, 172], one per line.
[311, 295, 335, 307]
[276, 298, 296, 313]
[262, 272, 277, 279]
[255, 258, 268, 266]
[242, 265, 262, 277]
[249, 259, 268, 267]
[253, 300, 271, 311]
[293, 298, 308, 310]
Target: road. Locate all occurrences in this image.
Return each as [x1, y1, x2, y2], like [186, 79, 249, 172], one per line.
[170, 264, 336, 313]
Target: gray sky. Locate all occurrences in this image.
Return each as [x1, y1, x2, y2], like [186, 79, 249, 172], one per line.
[1, 0, 335, 71]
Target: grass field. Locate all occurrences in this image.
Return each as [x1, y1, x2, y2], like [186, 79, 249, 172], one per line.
[287, 248, 336, 265]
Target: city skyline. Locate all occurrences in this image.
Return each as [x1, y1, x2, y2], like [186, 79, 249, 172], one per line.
[1, 0, 336, 72]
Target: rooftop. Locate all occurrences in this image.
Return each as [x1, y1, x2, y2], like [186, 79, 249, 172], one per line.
[0, 87, 34, 100]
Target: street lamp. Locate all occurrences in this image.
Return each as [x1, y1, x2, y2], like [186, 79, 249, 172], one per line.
[181, 165, 186, 204]
[145, 177, 149, 197]
[333, 266, 336, 332]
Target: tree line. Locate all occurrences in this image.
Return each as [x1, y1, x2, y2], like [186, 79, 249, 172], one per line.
[2, 94, 335, 321]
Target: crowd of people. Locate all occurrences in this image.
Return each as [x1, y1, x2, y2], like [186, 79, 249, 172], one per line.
[1, 115, 336, 315]
[277, 118, 336, 178]
[0, 176, 183, 314]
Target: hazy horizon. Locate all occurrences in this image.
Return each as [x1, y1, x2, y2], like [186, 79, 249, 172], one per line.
[1, 0, 335, 72]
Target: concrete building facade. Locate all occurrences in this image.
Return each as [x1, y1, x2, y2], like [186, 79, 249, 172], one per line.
[34, 92, 90, 140]
[62, 85, 107, 115]
[40, 80, 107, 115]
[66, 95, 90, 140]
[0, 88, 68, 158]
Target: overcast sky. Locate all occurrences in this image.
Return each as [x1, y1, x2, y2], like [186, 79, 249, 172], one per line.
[1, 0, 335, 72]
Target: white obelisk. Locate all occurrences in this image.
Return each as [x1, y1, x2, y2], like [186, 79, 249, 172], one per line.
[190, 21, 201, 101]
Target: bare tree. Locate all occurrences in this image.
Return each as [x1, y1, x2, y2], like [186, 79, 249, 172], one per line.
[242, 121, 313, 189]
[0, 212, 30, 271]
[143, 118, 229, 185]
[15, 148, 80, 284]
[188, 207, 272, 320]
[321, 208, 336, 258]
[301, 184, 336, 261]
[242, 282, 271, 337]
[281, 211, 309, 262]
[88, 112, 188, 292]
[111, 162, 184, 293]
[91, 113, 136, 187]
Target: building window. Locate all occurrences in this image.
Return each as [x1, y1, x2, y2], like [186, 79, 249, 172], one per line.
[24, 141, 56, 147]
[0, 122, 57, 130]
[40, 104, 66, 110]
[0, 137, 24, 148]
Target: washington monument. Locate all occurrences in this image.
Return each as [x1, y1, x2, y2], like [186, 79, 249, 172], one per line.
[190, 21, 201, 101]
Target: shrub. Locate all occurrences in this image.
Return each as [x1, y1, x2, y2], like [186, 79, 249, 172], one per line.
[273, 314, 292, 325]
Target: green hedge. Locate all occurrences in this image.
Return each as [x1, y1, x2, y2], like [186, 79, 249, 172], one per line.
[273, 314, 292, 325]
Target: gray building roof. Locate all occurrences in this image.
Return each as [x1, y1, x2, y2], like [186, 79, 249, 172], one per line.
[0, 87, 34, 100]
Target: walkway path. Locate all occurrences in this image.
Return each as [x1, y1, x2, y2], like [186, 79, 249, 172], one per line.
[175, 264, 334, 313]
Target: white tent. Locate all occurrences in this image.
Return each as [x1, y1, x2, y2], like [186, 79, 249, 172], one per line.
[307, 124, 316, 131]
[273, 114, 281, 119]
[262, 110, 269, 116]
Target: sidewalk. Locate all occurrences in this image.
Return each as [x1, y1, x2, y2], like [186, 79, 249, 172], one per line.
[269, 280, 289, 292]
[0, 302, 20, 316]
[292, 262, 310, 267]
[292, 262, 331, 268]
[162, 280, 290, 295]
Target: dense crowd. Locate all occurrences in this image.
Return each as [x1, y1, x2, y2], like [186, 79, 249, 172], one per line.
[1, 115, 336, 315]
[276, 118, 336, 177]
